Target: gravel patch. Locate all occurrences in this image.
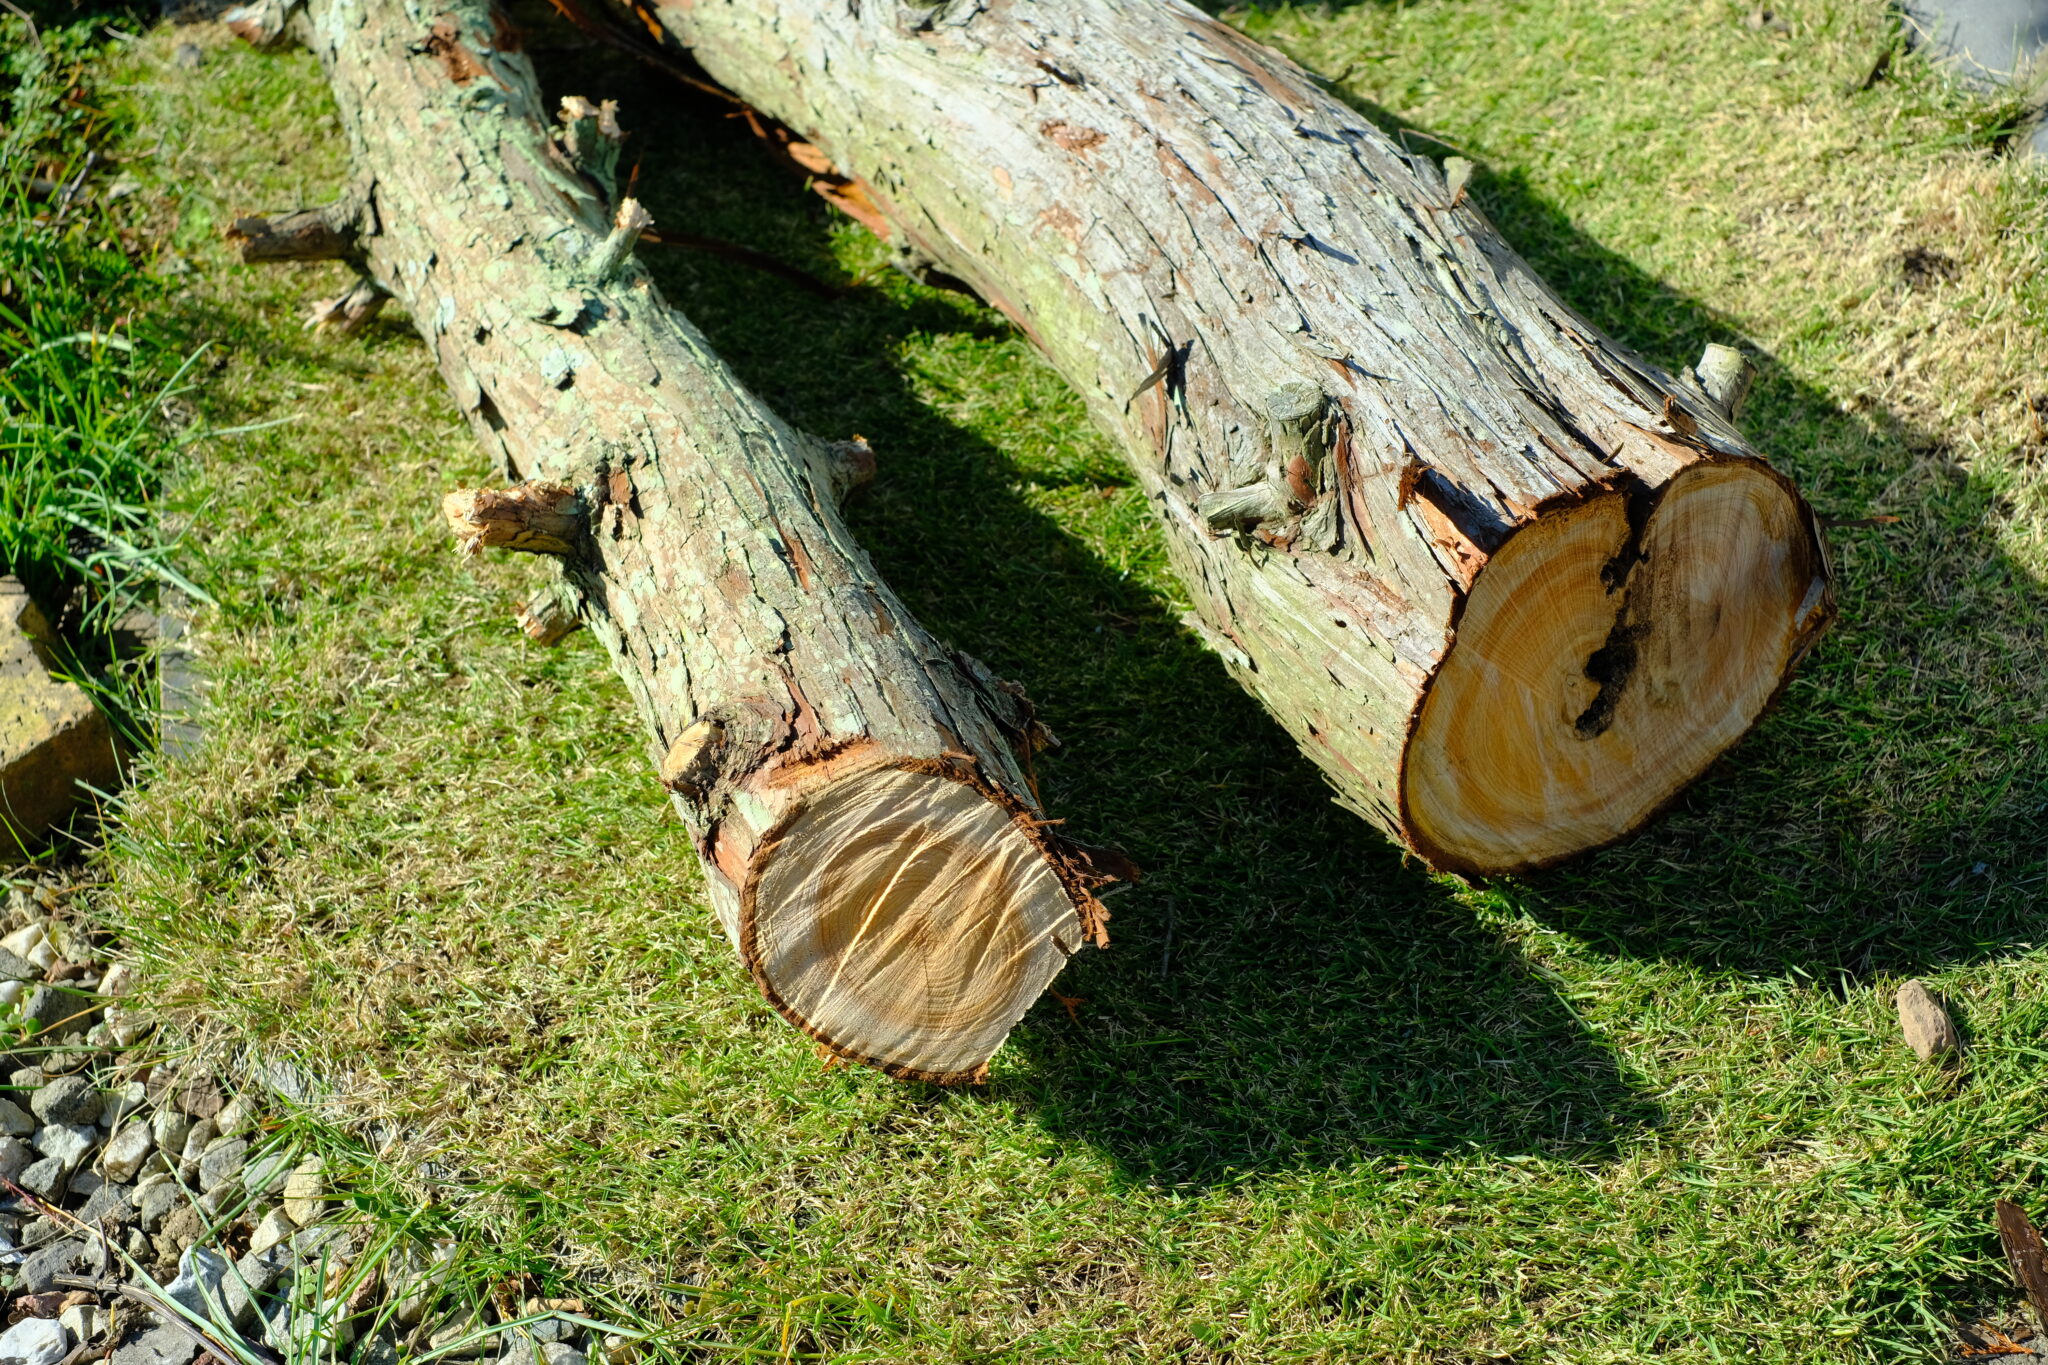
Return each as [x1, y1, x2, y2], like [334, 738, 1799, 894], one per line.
[0, 885, 634, 1365]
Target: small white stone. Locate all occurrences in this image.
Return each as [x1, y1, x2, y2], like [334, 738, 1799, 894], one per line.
[96, 963, 135, 997]
[248, 1205, 296, 1256]
[43, 920, 85, 962]
[56, 1304, 100, 1343]
[0, 1315, 69, 1365]
[0, 925, 55, 974]
[103, 1004, 154, 1047]
[0, 980, 23, 1011]
[283, 1156, 326, 1225]
[214, 1095, 254, 1138]
[100, 1122, 154, 1181]
[100, 1080, 146, 1129]
[151, 1108, 192, 1155]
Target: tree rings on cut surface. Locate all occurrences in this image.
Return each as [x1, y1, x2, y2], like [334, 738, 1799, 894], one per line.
[1402, 459, 1832, 875]
[742, 764, 1086, 1083]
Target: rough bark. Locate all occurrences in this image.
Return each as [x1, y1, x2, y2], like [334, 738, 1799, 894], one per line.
[240, 0, 1118, 1082]
[619, 0, 1838, 875]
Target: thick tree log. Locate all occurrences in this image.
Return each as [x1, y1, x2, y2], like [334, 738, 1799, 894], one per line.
[621, 0, 1838, 875]
[249, 0, 1118, 1082]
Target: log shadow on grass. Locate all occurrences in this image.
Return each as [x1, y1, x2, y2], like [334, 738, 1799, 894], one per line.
[532, 26, 2040, 1186]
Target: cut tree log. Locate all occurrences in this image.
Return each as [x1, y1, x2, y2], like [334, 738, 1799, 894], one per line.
[230, 0, 1120, 1082]
[608, 0, 1838, 875]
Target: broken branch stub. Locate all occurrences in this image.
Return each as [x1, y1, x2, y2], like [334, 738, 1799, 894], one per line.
[556, 95, 624, 200]
[441, 482, 586, 557]
[259, 0, 1117, 1082]
[517, 579, 583, 645]
[622, 0, 1837, 875]
[226, 182, 374, 264]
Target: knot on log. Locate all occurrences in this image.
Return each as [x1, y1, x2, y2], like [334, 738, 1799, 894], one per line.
[660, 717, 726, 798]
[442, 482, 586, 557]
[557, 95, 624, 201]
[1202, 383, 1340, 539]
[806, 435, 877, 506]
[1197, 481, 1289, 532]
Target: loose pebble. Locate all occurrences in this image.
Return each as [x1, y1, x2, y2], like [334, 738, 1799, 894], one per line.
[178, 1118, 218, 1174]
[283, 1155, 326, 1224]
[0, 1097, 35, 1138]
[0, 1313, 70, 1365]
[249, 1204, 296, 1255]
[30, 1074, 102, 1127]
[33, 1123, 98, 1170]
[18, 1155, 66, 1202]
[17, 1236, 81, 1293]
[58, 1303, 102, 1343]
[101, 1080, 146, 1128]
[0, 1135, 30, 1180]
[0, 924, 57, 974]
[101, 1121, 154, 1181]
[77, 1178, 132, 1225]
[223, 1241, 293, 1327]
[109, 1320, 196, 1365]
[1897, 978, 1962, 1063]
[134, 1183, 181, 1234]
[104, 1004, 154, 1047]
[22, 986, 82, 1036]
[96, 963, 135, 996]
[243, 1148, 293, 1197]
[151, 1109, 192, 1156]
[197, 1136, 248, 1193]
[163, 1244, 229, 1317]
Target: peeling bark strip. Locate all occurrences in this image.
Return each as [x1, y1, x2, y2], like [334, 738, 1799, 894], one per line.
[248, 0, 1117, 1083]
[625, 0, 1837, 875]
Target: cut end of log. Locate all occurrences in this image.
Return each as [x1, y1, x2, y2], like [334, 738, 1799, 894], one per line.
[1402, 459, 1833, 875]
[741, 764, 1087, 1084]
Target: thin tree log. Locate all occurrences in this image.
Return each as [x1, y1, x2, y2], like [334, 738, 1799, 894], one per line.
[238, 0, 1118, 1082]
[619, 0, 1838, 875]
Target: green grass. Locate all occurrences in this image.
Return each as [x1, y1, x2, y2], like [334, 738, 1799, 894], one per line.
[0, 4, 220, 755]
[75, 0, 2048, 1358]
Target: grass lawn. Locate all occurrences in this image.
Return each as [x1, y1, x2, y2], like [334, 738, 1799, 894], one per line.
[49, 0, 2048, 1357]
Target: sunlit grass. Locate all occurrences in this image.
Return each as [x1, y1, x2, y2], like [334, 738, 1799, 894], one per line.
[81, 0, 2048, 1359]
